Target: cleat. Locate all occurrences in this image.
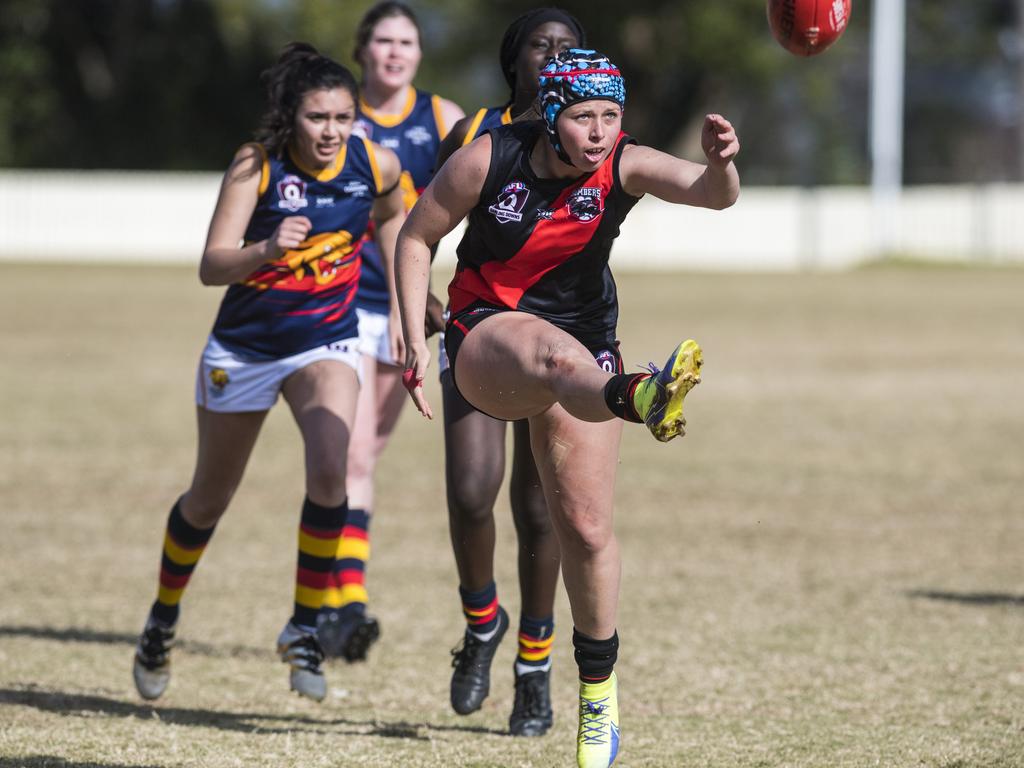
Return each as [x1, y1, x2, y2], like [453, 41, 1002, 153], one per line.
[132, 617, 175, 701]
[509, 667, 553, 737]
[317, 609, 381, 662]
[634, 339, 702, 442]
[576, 672, 620, 768]
[450, 605, 509, 715]
[277, 622, 327, 702]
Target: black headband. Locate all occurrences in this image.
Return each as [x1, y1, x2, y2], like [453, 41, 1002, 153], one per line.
[499, 8, 586, 90]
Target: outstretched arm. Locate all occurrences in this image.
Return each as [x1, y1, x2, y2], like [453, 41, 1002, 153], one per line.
[396, 135, 491, 418]
[620, 114, 740, 210]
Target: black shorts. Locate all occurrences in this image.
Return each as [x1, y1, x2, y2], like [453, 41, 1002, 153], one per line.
[443, 304, 623, 414]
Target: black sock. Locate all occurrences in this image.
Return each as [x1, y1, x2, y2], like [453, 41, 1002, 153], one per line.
[602, 374, 646, 422]
[573, 628, 619, 683]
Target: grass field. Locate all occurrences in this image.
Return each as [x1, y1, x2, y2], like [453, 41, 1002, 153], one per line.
[1, 263, 1022, 768]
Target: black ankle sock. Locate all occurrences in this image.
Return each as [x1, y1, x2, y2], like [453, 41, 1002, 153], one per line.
[573, 628, 619, 683]
[602, 374, 646, 422]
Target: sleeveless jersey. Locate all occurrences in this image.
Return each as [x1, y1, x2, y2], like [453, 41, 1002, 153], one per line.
[449, 121, 640, 348]
[460, 105, 512, 147]
[353, 86, 448, 314]
[211, 137, 385, 361]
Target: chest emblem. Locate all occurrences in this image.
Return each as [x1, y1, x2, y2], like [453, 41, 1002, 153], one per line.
[567, 187, 603, 222]
[488, 181, 530, 224]
[404, 125, 433, 146]
[276, 175, 308, 212]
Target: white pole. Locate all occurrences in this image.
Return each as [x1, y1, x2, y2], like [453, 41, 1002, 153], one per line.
[869, 0, 906, 257]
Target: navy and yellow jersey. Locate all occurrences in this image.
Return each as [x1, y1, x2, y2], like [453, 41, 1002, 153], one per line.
[461, 105, 512, 147]
[210, 136, 385, 361]
[353, 86, 449, 314]
[449, 121, 640, 348]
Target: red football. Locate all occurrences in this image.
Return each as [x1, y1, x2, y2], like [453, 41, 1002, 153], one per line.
[767, 0, 852, 56]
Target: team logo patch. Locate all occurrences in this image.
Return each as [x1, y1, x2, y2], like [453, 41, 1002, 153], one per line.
[593, 349, 618, 373]
[277, 175, 308, 212]
[404, 125, 432, 146]
[489, 181, 530, 224]
[567, 187, 603, 222]
[209, 368, 230, 390]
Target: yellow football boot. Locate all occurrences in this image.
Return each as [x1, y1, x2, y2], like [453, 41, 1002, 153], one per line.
[632, 339, 703, 442]
[576, 672, 620, 768]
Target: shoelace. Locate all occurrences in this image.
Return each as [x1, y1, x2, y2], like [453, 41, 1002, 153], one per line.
[579, 696, 611, 744]
[138, 626, 174, 668]
[450, 634, 485, 672]
[283, 634, 324, 673]
[514, 674, 548, 718]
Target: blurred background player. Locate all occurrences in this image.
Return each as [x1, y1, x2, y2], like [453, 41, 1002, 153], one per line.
[432, 7, 585, 738]
[316, 0, 464, 662]
[396, 49, 739, 767]
[131, 42, 404, 704]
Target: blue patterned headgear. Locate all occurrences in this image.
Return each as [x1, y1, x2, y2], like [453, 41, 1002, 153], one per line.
[538, 48, 625, 166]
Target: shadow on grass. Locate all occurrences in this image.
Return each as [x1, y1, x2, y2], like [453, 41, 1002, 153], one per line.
[0, 625, 270, 660]
[907, 589, 1024, 607]
[0, 757, 164, 768]
[0, 685, 507, 739]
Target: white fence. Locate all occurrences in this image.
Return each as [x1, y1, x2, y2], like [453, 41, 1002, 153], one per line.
[1, 170, 1022, 269]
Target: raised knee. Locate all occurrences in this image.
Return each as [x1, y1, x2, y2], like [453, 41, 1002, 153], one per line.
[541, 342, 581, 378]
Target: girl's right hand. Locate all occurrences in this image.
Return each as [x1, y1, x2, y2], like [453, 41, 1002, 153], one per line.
[403, 339, 433, 419]
[265, 216, 313, 260]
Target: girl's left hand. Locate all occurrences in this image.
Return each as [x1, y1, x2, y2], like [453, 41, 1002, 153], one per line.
[701, 114, 740, 168]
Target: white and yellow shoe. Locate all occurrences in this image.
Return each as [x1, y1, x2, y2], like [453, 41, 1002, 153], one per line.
[634, 340, 703, 442]
[576, 672, 620, 768]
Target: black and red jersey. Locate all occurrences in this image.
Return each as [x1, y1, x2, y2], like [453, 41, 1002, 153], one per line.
[448, 120, 640, 347]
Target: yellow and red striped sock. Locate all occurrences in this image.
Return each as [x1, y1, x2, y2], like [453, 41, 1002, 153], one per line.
[460, 581, 499, 637]
[150, 499, 215, 626]
[292, 497, 347, 630]
[516, 614, 555, 675]
[323, 507, 370, 616]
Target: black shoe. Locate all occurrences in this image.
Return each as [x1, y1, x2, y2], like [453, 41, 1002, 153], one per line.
[450, 605, 509, 715]
[317, 610, 381, 662]
[509, 667, 554, 737]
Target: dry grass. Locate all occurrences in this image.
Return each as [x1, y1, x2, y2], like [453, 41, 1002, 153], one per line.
[1, 263, 1022, 768]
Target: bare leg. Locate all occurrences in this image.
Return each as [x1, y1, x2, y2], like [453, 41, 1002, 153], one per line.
[528, 407, 622, 639]
[180, 407, 268, 528]
[281, 359, 359, 507]
[442, 369, 507, 590]
[509, 419, 560, 618]
[454, 312, 615, 423]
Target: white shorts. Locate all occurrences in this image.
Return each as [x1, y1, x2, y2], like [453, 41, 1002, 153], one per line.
[356, 307, 399, 366]
[195, 335, 362, 413]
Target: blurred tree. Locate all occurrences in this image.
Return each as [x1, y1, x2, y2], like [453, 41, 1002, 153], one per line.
[0, 0, 1019, 184]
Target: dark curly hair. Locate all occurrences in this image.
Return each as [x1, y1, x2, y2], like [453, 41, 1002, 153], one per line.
[353, 1, 422, 65]
[255, 43, 359, 156]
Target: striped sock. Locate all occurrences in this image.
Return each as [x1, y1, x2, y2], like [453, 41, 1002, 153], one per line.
[150, 499, 215, 626]
[515, 614, 555, 676]
[292, 497, 347, 631]
[323, 507, 370, 617]
[460, 581, 499, 639]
